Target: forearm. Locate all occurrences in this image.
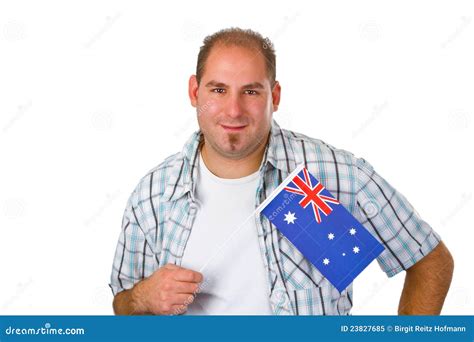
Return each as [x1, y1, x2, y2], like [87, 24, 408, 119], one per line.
[113, 281, 149, 315]
[398, 241, 454, 315]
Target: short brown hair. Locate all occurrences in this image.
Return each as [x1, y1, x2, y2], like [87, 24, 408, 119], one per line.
[196, 27, 276, 86]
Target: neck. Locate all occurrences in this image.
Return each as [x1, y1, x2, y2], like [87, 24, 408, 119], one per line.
[200, 135, 269, 179]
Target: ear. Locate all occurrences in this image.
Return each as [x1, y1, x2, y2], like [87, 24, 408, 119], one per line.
[188, 75, 199, 108]
[271, 81, 281, 112]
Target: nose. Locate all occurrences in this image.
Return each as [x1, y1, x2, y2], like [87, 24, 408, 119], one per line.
[226, 93, 244, 118]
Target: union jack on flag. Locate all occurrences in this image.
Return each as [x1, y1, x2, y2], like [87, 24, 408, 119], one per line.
[258, 164, 385, 292]
[284, 168, 340, 224]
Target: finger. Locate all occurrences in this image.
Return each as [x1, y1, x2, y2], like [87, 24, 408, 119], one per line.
[173, 268, 203, 283]
[173, 281, 201, 294]
[163, 263, 179, 270]
[170, 293, 196, 306]
[169, 304, 188, 315]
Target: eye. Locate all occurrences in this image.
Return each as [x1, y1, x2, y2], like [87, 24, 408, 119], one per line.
[244, 90, 258, 95]
[212, 88, 226, 94]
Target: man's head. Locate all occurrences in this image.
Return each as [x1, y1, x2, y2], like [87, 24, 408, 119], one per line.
[189, 28, 281, 161]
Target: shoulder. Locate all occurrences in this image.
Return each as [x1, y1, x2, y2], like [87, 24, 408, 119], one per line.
[127, 151, 185, 209]
[282, 127, 360, 168]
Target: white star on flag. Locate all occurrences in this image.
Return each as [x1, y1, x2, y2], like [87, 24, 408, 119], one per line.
[353, 246, 360, 254]
[283, 211, 297, 224]
[349, 228, 357, 235]
[323, 258, 330, 265]
[328, 233, 335, 240]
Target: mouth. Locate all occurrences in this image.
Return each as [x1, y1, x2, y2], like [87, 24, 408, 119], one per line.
[220, 124, 247, 132]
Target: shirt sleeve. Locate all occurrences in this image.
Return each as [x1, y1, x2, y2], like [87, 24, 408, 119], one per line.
[109, 195, 153, 296]
[354, 157, 442, 277]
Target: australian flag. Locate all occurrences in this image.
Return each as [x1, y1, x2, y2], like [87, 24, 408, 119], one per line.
[258, 164, 385, 293]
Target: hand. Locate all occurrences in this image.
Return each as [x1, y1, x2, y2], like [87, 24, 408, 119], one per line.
[132, 263, 203, 315]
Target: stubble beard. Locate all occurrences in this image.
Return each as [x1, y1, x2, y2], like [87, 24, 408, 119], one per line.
[204, 129, 266, 161]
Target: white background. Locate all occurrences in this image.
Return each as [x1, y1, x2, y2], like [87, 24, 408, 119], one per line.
[1, 0, 473, 315]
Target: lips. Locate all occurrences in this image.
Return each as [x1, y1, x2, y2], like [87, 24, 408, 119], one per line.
[221, 124, 247, 131]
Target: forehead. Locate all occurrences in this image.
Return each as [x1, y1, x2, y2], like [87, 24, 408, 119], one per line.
[202, 44, 268, 84]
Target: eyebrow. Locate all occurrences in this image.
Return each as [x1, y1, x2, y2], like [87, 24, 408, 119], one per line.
[204, 80, 265, 89]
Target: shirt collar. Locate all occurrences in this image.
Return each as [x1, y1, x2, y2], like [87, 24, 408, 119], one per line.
[264, 119, 298, 174]
[162, 119, 296, 202]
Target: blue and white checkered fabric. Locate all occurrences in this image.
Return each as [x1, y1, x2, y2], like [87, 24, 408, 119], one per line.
[110, 119, 441, 315]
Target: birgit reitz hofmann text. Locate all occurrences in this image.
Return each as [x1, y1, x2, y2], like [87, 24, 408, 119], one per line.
[393, 325, 466, 333]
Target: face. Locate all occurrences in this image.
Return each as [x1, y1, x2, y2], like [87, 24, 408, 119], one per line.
[189, 44, 281, 160]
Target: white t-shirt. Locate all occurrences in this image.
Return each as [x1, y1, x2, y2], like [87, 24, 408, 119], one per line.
[181, 153, 272, 315]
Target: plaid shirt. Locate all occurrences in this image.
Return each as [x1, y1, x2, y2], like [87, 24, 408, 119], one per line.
[110, 119, 441, 315]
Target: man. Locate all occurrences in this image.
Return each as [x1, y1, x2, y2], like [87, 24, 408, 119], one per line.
[109, 28, 454, 315]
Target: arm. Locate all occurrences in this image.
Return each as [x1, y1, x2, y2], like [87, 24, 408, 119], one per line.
[113, 284, 147, 315]
[113, 263, 203, 315]
[398, 241, 454, 315]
